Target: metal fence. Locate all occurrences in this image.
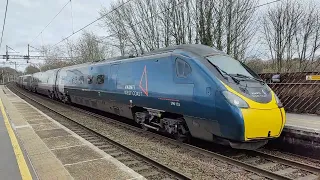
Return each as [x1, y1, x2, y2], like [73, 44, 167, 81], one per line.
[259, 72, 320, 115]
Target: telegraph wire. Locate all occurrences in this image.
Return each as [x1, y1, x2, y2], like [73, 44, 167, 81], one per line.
[30, 0, 70, 44]
[254, 0, 281, 9]
[29, 45, 42, 52]
[0, 0, 9, 50]
[70, 0, 74, 34]
[7, 45, 19, 53]
[52, 0, 135, 47]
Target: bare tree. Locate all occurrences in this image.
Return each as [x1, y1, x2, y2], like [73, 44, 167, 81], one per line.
[194, 0, 257, 59]
[262, 0, 320, 72]
[294, 1, 320, 71]
[196, 0, 215, 46]
[100, 5, 129, 56]
[72, 31, 106, 63]
[100, 0, 257, 61]
[24, 65, 40, 74]
[262, 0, 303, 72]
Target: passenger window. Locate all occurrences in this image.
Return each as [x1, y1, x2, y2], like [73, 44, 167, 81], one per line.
[96, 75, 105, 84]
[176, 58, 192, 77]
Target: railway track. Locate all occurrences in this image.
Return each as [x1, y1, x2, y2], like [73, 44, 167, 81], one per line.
[7, 84, 320, 180]
[226, 150, 320, 180]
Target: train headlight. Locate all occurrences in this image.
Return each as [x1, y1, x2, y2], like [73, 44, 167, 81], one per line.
[222, 91, 249, 108]
[274, 94, 283, 108]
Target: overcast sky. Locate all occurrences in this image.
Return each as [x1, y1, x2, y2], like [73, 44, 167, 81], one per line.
[0, 0, 112, 71]
[0, 0, 317, 72]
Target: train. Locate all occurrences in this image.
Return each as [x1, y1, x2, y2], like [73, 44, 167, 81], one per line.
[16, 44, 286, 150]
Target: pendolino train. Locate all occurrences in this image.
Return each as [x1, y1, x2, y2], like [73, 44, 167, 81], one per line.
[17, 44, 286, 150]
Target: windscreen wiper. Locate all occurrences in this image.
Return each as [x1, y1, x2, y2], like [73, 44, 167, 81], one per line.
[232, 73, 265, 84]
[208, 62, 240, 84]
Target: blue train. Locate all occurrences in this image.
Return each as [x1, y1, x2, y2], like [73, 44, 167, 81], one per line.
[17, 44, 286, 150]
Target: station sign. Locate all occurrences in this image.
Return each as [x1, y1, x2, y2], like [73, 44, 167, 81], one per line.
[306, 75, 320, 80]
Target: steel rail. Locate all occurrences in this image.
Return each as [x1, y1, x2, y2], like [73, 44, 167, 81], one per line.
[250, 150, 320, 174]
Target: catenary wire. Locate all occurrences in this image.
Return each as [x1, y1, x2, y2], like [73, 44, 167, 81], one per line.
[30, 0, 71, 44]
[52, 0, 135, 47]
[0, 0, 9, 50]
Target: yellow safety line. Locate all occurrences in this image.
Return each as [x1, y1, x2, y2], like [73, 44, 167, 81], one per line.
[0, 99, 32, 180]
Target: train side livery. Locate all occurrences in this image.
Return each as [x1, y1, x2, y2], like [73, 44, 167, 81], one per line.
[18, 44, 286, 150]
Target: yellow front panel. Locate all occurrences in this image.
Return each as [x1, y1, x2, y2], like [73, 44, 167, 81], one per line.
[241, 108, 285, 140]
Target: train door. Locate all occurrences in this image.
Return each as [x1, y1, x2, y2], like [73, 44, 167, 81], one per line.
[56, 69, 67, 101]
[53, 69, 61, 99]
[109, 64, 119, 90]
[171, 55, 196, 112]
[109, 64, 120, 115]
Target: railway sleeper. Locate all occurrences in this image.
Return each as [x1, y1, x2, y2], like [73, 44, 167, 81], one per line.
[92, 142, 108, 146]
[131, 165, 150, 172]
[108, 152, 123, 157]
[140, 171, 160, 178]
[124, 160, 140, 166]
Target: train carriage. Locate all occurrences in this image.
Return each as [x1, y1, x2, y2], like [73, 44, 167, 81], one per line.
[20, 44, 286, 150]
[22, 75, 32, 90]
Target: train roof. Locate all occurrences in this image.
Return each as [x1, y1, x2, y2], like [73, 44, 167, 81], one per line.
[22, 44, 225, 75]
[143, 44, 225, 57]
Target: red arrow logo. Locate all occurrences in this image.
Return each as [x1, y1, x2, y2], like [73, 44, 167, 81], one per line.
[139, 65, 148, 96]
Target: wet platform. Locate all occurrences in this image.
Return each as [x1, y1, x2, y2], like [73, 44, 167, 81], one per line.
[0, 85, 145, 180]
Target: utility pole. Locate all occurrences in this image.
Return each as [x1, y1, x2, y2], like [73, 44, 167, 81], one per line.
[6, 45, 8, 61]
[27, 44, 30, 63]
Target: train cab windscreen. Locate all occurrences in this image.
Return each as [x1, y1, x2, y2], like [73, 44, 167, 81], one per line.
[206, 55, 254, 78]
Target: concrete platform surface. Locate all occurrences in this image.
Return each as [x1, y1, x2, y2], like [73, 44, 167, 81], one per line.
[0, 85, 146, 180]
[286, 113, 320, 132]
[0, 99, 35, 180]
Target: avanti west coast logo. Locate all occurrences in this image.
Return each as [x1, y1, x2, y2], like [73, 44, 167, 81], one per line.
[251, 89, 267, 98]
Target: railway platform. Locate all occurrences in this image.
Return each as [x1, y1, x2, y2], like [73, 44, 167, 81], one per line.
[0, 85, 145, 180]
[269, 113, 320, 160]
[0, 95, 36, 180]
[286, 113, 320, 133]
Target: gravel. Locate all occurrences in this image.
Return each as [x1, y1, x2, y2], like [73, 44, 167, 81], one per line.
[254, 158, 271, 165]
[21, 91, 258, 180]
[268, 164, 288, 172]
[286, 169, 310, 179]
[258, 148, 320, 168]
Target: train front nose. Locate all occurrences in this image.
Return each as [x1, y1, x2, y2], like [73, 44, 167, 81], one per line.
[239, 91, 286, 141]
[240, 107, 285, 140]
[218, 88, 286, 148]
